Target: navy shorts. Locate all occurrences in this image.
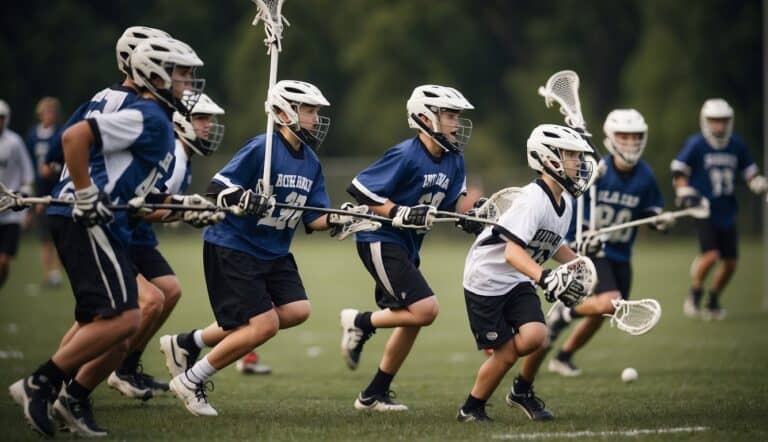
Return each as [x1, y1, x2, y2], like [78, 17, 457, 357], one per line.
[0, 224, 20, 257]
[695, 220, 738, 259]
[594, 257, 632, 299]
[203, 241, 308, 331]
[49, 216, 138, 323]
[356, 241, 434, 310]
[129, 245, 175, 280]
[464, 283, 545, 350]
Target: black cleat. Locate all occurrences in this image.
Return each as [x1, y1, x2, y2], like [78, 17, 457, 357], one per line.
[135, 364, 169, 394]
[53, 392, 108, 437]
[456, 407, 493, 423]
[107, 370, 152, 400]
[506, 386, 554, 421]
[703, 296, 726, 321]
[10, 375, 58, 437]
[354, 390, 408, 411]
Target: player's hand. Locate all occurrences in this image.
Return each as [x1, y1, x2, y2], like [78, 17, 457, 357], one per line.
[329, 203, 381, 240]
[674, 186, 702, 209]
[236, 189, 275, 218]
[652, 211, 676, 231]
[327, 202, 365, 226]
[538, 266, 588, 307]
[456, 197, 488, 235]
[72, 184, 114, 227]
[4, 190, 32, 212]
[170, 194, 223, 227]
[391, 204, 436, 230]
[184, 209, 225, 228]
[127, 195, 153, 216]
[748, 175, 768, 195]
[574, 232, 605, 256]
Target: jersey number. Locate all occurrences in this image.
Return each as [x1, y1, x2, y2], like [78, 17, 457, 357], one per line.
[709, 168, 734, 197]
[259, 191, 307, 230]
[417, 191, 446, 208]
[595, 205, 633, 242]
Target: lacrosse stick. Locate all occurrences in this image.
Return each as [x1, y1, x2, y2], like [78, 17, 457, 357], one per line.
[273, 202, 392, 224]
[586, 199, 710, 237]
[252, 0, 289, 199]
[604, 298, 662, 336]
[431, 187, 524, 230]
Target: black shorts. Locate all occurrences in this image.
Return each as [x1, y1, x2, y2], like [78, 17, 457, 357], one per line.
[49, 216, 138, 323]
[203, 242, 308, 331]
[0, 224, 21, 257]
[464, 283, 545, 350]
[594, 257, 632, 299]
[695, 220, 738, 259]
[129, 245, 175, 280]
[356, 241, 434, 310]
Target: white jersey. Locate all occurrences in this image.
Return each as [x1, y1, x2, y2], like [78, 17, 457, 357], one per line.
[163, 139, 190, 194]
[463, 179, 573, 296]
[0, 128, 35, 224]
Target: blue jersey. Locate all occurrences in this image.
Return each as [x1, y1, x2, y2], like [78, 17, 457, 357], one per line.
[203, 133, 331, 260]
[48, 98, 175, 246]
[26, 123, 62, 195]
[568, 156, 664, 263]
[349, 136, 467, 262]
[671, 133, 757, 228]
[131, 140, 192, 248]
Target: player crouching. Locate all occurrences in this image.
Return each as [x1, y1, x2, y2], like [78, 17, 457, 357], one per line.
[457, 124, 598, 422]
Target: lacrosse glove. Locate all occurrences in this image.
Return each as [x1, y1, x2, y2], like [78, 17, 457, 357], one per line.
[390, 204, 436, 230]
[72, 184, 114, 227]
[538, 266, 587, 308]
[456, 197, 487, 235]
[674, 186, 702, 209]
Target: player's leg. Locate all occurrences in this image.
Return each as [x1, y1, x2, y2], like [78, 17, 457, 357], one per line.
[160, 321, 231, 378]
[704, 226, 738, 320]
[0, 223, 21, 289]
[0, 253, 10, 288]
[37, 210, 62, 287]
[686, 220, 720, 317]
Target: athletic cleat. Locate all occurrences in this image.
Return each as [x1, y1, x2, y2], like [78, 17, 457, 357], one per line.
[703, 298, 726, 321]
[506, 386, 554, 421]
[10, 375, 58, 437]
[236, 352, 272, 375]
[160, 334, 201, 378]
[107, 371, 152, 400]
[137, 372, 169, 394]
[456, 407, 493, 423]
[683, 294, 701, 318]
[354, 390, 409, 412]
[548, 357, 582, 377]
[340, 308, 373, 370]
[53, 392, 108, 437]
[546, 302, 572, 345]
[169, 374, 218, 417]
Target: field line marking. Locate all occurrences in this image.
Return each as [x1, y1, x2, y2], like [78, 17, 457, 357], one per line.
[492, 426, 708, 439]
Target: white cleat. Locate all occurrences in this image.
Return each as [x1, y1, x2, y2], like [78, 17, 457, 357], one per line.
[160, 334, 196, 379]
[354, 391, 409, 412]
[340, 308, 366, 370]
[107, 372, 152, 400]
[169, 374, 218, 417]
[683, 296, 700, 318]
[547, 358, 582, 377]
[9, 379, 24, 406]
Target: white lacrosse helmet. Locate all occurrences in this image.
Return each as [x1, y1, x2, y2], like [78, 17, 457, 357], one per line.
[266, 80, 331, 148]
[527, 124, 598, 197]
[603, 109, 648, 166]
[407, 85, 474, 153]
[115, 26, 171, 76]
[699, 98, 734, 149]
[131, 38, 205, 114]
[173, 93, 225, 157]
[0, 99, 9, 126]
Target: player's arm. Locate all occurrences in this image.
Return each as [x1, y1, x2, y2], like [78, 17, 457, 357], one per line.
[61, 121, 95, 189]
[552, 243, 578, 264]
[504, 240, 545, 282]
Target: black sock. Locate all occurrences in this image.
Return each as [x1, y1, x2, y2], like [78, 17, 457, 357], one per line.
[556, 349, 573, 361]
[690, 287, 703, 305]
[462, 394, 486, 412]
[177, 330, 199, 352]
[33, 359, 67, 389]
[513, 375, 532, 394]
[708, 290, 720, 307]
[118, 350, 143, 374]
[66, 379, 91, 401]
[363, 368, 394, 397]
[354, 312, 375, 334]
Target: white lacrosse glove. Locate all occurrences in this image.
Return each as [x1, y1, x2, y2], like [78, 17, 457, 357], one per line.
[328, 203, 381, 240]
[596, 158, 608, 179]
[217, 186, 275, 218]
[169, 194, 222, 227]
[574, 232, 606, 256]
[674, 186, 702, 209]
[652, 211, 676, 231]
[127, 195, 154, 216]
[538, 257, 597, 307]
[390, 204, 436, 230]
[748, 175, 768, 195]
[72, 184, 114, 227]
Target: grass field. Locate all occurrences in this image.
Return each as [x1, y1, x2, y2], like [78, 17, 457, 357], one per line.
[1, 231, 767, 441]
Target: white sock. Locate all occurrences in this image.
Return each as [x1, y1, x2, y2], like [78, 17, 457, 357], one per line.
[193, 329, 205, 349]
[185, 355, 217, 385]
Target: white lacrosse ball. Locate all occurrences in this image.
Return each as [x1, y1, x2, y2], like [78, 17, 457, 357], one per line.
[621, 367, 638, 383]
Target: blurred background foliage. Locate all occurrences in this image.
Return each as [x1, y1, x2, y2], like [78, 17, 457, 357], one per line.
[0, 0, 763, 229]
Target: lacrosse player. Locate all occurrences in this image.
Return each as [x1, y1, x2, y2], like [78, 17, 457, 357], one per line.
[8, 37, 206, 438]
[106, 93, 226, 400]
[456, 124, 597, 422]
[531, 110, 670, 377]
[26, 97, 64, 287]
[339, 85, 475, 411]
[164, 80, 365, 417]
[671, 99, 767, 320]
[0, 99, 35, 290]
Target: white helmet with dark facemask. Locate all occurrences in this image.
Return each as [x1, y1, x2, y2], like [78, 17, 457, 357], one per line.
[527, 124, 599, 197]
[115, 26, 171, 77]
[173, 93, 225, 156]
[266, 80, 331, 149]
[603, 109, 648, 166]
[700, 98, 734, 149]
[407, 85, 474, 153]
[131, 38, 205, 115]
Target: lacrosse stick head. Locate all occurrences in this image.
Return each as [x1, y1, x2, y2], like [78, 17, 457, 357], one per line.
[0, 182, 13, 212]
[609, 298, 662, 336]
[564, 255, 599, 298]
[538, 70, 590, 136]
[474, 187, 523, 222]
[251, 0, 289, 51]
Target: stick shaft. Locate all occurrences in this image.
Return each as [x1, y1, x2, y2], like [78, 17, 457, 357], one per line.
[589, 208, 697, 236]
[261, 41, 280, 197]
[273, 202, 391, 223]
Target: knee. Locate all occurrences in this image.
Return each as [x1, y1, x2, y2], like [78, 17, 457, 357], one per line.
[160, 279, 182, 307]
[141, 287, 165, 319]
[119, 309, 142, 338]
[723, 259, 738, 273]
[290, 303, 311, 326]
[515, 324, 547, 356]
[492, 343, 518, 366]
[246, 317, 279, 344]
[415, 299, 439, 326]
[702, 250, 720, 265]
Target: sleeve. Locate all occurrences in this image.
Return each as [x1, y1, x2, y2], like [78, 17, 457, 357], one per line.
[670, 137, 698, 178]
[439, 161, 467, 211]
[348, 148, 405, 204]
[494, 190, 542, 248]
[640, 171, 664, 217]
[736, 140, 759, 181]
[162, 143, 187, 194]
[87, 109, 144, 153]
[211, 140, 262, 190]
[16, 138, 35, 189]
[303, 165, 331, 225]
[47, 103, 88, 164]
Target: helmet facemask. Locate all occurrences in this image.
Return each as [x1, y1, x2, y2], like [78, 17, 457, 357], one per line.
[606, 132, 646, 166]
[281, 102, 330, 149]
[412, 106, 473, 153]
[535, 146, 598, 198]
